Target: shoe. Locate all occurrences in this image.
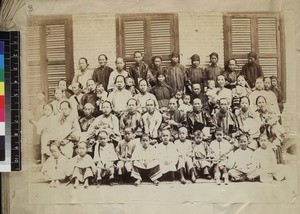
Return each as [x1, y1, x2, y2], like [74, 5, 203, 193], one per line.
[180, 178, 186, 185]
[153, 180, 159, 186]
[134, 179, 141, 187]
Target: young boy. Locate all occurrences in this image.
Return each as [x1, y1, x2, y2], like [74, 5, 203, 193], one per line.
[174, 127, 196, 184]
[93, 130, 118, 186]
[131, 134, 162, 186]
[125, 76, 140, 96]
[251, 134, 285, 183]
[209, 128, 234, 185]
[192, 130, 212, 179]
[228, 134, 255, 182]
[115, 127, 138, 182]
[157, 129, 178, 181]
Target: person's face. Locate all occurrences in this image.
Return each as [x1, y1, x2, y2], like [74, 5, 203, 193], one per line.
[98, 132, 108, 147]
[72, 83, 81, 95]
[134, 53, 143, 64]
[78, 59, 88, 70]
[255, 79, 264, 90]
[77, 143, 87, 157]
[60, 102, 71, 117]
[154, 57, 162, 67]
[194, 135, 203, 145]
[116, 58, 125, 70]
[175, 91, 182, 99]
[193, 99, 202, 112]
[146, 100, 155, 114]
[83, 104, 93, 117]
[168, 100, 177, 111]
[240, 97, 249, 109]
[192, 60, 200, 67]
[264, 78, 272, 90]
[124, 129, 133, 142]
[248, 57, 255, 64]
[125, 78, 134, 87]
[179, 129, 187, 141]
[37, 92, 45, 102]
[239, 136, 248, 150]
[172, 56, 179, 64]
[43, 105, 53, 117]
[127, 100, 137, 113]
[192, 84, 201, 95]
[50, 145, 60, 159]
[162, 112, 170, 122]
[237, 76, 246, 86]
[102, 103, 112, 115]
[228, 59, 236, 71]
[96, 85, 104, 93]
[157, 75, 165, 83]
[271, 79, 278, 87]
[54, 89, 63, 101]
[256, 97, 266, 110]
[58, 81, 67, 91]
[217, 76, 226, 87]
[208, 81, 215, 89]
[210, 56, 218, 64]
[141, 137, 150, 149]
[215, 131, 223, 142]
[161, 131, 170, 145]
[183, 96, 191, 104]
[98, 55, 107, 67]
[116, 77, 125, 90]
[219, 99, 228, 111]
[139, 81, 148, 93]
[259, 136, 269, 150]
[87, 80, 96, 92]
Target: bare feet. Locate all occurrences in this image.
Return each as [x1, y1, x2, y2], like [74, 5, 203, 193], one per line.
[153, 180, 159, 186]
[84, 179, 89, 189]
[74, 179, 79, 189]
[180, 177, 186, 185]
[50, 180, 55, 188]
[134, 179, 141, 187]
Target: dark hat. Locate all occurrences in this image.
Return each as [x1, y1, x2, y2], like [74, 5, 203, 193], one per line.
[209, 52, 219, 59]
[170, 51, 180, 58]
[191, 54, 200, 62]
[156, 69, 166, 78]
[248, 51, 257, 60]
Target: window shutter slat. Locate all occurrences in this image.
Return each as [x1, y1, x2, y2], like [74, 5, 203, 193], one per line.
[46, 24, 66, 61]
[124, 20, 145, 57]
[258, 17, 278, 54]
[150, 19, 171, 56]
[231, 18, 252, 55]
[259, 58, 278, 77]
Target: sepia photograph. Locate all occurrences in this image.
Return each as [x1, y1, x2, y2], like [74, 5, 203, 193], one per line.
[24, 10, 297, 205]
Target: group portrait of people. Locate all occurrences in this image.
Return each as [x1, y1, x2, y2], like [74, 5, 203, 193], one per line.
[29, 49, 287, 189]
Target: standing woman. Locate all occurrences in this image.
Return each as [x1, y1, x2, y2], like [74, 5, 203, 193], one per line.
[72, 57, 93, 92]
[166, 52, 185, 92]
[149, 56, 167, 87]
[185, 54, 205, 94]
[203, 52, 223, 82]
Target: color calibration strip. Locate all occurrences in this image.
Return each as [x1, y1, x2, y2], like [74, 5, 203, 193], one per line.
[0, 41, 5, 161]
[0, 31, 21, 172]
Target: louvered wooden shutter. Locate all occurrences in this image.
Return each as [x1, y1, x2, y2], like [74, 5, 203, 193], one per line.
[27, 25, 42, 108]
[224, 13, 282, 80]
[117, 14, 178, 69]
[45, 24, 67, 100]
[257, 17, 280, 77]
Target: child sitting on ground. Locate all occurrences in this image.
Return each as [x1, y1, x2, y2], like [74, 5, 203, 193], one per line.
[41, 142, 69, 188]
[70, 141, 96, 189]
[131, 134, 162, 186]
[93, 130, 118, 186]
[209, 128, 234, 185]
[192, 130, 212, 180]
[157, 129, 178, 181]
[174, 127, 196, 184]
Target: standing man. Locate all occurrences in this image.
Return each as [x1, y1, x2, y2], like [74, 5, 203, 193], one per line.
[92, 54, 113, 91]
[241, 52, 264, 89]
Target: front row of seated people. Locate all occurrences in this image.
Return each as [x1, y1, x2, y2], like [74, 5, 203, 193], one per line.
[41, 125, 285, 188]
